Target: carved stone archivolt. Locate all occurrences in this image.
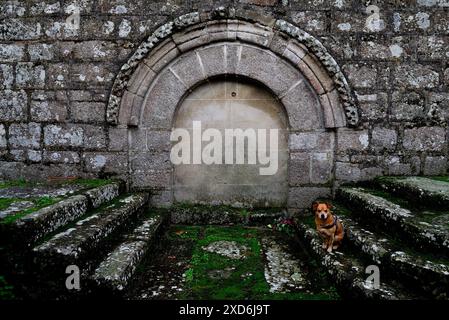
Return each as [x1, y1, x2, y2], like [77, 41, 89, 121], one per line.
[106, 7, 360, 128]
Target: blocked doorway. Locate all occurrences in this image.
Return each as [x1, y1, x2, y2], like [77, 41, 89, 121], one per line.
[172, 79, 289, 207]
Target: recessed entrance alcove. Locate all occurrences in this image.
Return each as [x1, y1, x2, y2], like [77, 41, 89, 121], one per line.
[173, 79, 289, 207]
[108, 15, 359, 209]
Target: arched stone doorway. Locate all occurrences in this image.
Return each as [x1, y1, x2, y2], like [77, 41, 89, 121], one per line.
[107, 9, 360, 209]
[173, 78, 289, 207]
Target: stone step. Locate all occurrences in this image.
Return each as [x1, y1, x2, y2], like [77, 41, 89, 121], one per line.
[92, 213, 165, 294]
[374, 176, 449, 209]
[168, 204, 286, 225]
[33, 193, 149, 271]
[337, 187, 449, 256]
[294, 219, 416, 300]
[333, 205, 449, 299]
[2, 181, 124, 247]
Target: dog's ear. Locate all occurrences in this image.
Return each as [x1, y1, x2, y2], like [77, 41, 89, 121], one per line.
[312, 201, 319, 212]
[326, 202, 333, 209]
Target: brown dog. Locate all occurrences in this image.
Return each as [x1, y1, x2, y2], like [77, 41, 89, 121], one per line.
[312, 202, 344, 253]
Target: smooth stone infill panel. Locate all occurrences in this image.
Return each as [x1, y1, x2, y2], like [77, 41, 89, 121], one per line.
[172, 80, 288, 207]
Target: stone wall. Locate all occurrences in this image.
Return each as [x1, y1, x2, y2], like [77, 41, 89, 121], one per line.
[1, 0, 448, 203]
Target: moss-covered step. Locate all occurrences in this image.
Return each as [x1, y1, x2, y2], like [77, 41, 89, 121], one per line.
[333, 204, 449, 299]
[92, 213, 165, 294]
[126, 225, 340, 300]
[167, 203, 286, 225]
[337, 187, 449, 256]
[0, 181, 124, 247]
[374, 176, 449, 209]
[294, 219, 415, 300]
[33, 193, 149, 271]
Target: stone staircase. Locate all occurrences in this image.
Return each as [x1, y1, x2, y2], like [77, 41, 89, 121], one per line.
[295, 176, 449, 300]
[0, 181, 167, 299]
[2, 176, 449, 300]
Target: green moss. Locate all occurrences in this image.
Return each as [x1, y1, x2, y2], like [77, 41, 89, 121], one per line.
[0, 196, 62, 225]
[300, 216, 316, 229]
[427, 176, 449, 183]
[0, 198, 20, 211]
[0, 179, 116, 225]
[0, 275, 15, 300]
[177, 225, 339, 300]
[70, 178, 113, 188]
[169, 225, 201, 240]
[170, 202, 284, 215]
[0, 179, 33, 189]
[0, 178, 112, 190]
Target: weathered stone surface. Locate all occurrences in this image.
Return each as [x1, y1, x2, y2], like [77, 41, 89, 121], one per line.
[356, 92, 388, 121]
[0, 64, 14, 89]
[44, 124, 83, 147]
[0, 19, 42, 40]
[403, 127, 446, 152]
[10, 195, 89, 246]
[0, 200, 34, 220]
[33, 193, 148, 266]
[28, 43, 54, 61]
[92, 214, 164, 292]
[289, 153, 310, 185]
[289, 131, 334, 152]
[342, 63, 377, 89]
[85, 182, 122, 209]
[82, 125, 107, 150]
[261, 236, 309, 293]
[15, 62, 46, 88]
[295, 220, 412, 300]
[288, 187, 331, 209]
[0, 89, 27, 121]
[0, 124, 6, 148]
[376, 176, 449, 209]
[43, 151, 80, 164]
[394, 64, 439, 89]
[70, 102, 105, 123]
[371, 127, 397, 151]
[9, 123, 41, 149]
[335, 162, 361, 182]
[337, 129, 369, 152]
[46, 63, 70, 88]
[83, 152, 128, 174]
[338, 187, 449, 256]
[0, 5, 448, 206]
[429, 92, 449, 121]
[339, 213, 449, 299]
[391, 91, 425, 121]
[0, 44, 25, 61]
[108, 127, 128, 151]
[202, 240, 249, 260]
[71, 63, 115, 86]
[357, 37, 410, 60]
[30, 100, 67, 122]
[423, 156, 447, 175]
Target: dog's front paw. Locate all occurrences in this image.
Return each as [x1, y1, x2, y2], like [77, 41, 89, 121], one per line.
[322, 243, 327, 249]
[327, 247, 333, 253]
